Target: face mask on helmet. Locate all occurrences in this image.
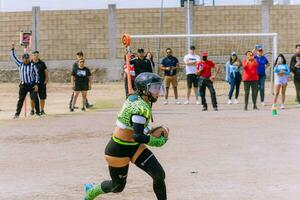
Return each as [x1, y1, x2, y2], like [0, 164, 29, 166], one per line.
[146, 82, 164, 102]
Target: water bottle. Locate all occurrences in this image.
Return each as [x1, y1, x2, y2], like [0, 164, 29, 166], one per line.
[170, 67, 173, 75]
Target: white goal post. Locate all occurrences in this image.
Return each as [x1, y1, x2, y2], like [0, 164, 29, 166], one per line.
[125, 33, 278, 95]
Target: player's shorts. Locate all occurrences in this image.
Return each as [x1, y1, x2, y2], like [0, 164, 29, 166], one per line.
[38, 84, 47, 100]
[186, 74, 198, 88]
[105, 136, 140, 158]
[164, 75, 177, 88]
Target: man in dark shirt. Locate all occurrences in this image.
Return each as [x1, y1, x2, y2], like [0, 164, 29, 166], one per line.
[69, 51, 93, 110]
[31, 51, 48, 115]
[130, 48, 153, 78]
[160, 48, 180, 105]
[290, 44, 300, 107]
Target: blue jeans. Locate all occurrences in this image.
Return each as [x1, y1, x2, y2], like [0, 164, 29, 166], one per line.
[258, 74, 266, 102]
[228, 72, 241, 100]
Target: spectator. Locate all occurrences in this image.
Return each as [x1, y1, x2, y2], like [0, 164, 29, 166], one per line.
[69, 51, 93, 110]
[130, 48, 153, 77]
[10, 43, 40, 119]
[197, 52, 220, 111]
[146, 51, 155, 71]
[225, 52, 242, 104]
[289, 44, 300, 108]
[70, 58, 92, 112]
[273, 54, 290, 109]
[183, 45, 200, 105]
[123, 53, 136, 97]
[160, 48, 180, 105]
[254, 45, 269, 106]
[30, 51, 48, 115]
[242, 51, 259, 111]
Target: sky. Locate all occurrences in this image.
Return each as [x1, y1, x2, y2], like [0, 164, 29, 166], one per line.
[1, 0, 300, 12]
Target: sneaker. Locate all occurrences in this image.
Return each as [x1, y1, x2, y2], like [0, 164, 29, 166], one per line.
[280, 104, 285, 109]
[163, 100, 168, 105]
[213, 107, 218, 111]
[175, 100, 181, 105]
[70, 108, 74, 112]
[296, 104, 300, 108]
[86, 103, 93, 109]
[253, 105, 259, 110]
[184, 100, 190, 105]
[244, 106, 248, 111]
[13, 114, 19, 119]
[227, 99, 232, 105]
[196, 101, 201, 105]
[233, 99, 239, 104]
[82, 107, 86, 111]
[40, 110, 46, 115]
[74, 106, 79, 109]
[36, 113, 42, 118]
[202, 107, 208, 111]
[261, 102, 265, 107]
[30, 110, 35, 116]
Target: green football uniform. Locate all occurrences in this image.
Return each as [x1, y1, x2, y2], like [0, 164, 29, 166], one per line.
[116, 94, 152, 130]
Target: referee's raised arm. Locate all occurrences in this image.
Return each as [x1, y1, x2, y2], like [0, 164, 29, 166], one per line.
[10, 43, 22, 67]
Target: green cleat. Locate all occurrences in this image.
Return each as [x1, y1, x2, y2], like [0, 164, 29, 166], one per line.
[84, 183, 104, 200]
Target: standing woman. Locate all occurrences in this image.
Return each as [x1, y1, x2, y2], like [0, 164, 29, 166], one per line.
[273, 54, 290, 109]
[70, 58, 92, 111]
[242, 51, 259, 110]
[83, 72, 168, 200]
[225, 52, 242, 104]
[146, 51, 155, 72]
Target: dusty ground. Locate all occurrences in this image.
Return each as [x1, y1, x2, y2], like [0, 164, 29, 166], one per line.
[0, 82, 300, 200]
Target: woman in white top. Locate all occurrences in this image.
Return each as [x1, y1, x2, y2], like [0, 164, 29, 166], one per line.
[273, 54, 290, 109]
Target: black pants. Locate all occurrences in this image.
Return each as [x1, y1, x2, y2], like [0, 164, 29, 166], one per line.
[199, 78, 218, 108]
[244, 80, 258, 109]
[294, 78, 300, 103]
[16, 84, 40, 115]
[101, 148, 166, 200]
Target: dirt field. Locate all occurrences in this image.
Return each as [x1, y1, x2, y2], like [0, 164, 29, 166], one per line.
[0, 82, 300, 200]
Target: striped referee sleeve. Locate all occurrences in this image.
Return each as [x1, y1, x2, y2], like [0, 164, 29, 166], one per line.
[11, 49, 22, 67]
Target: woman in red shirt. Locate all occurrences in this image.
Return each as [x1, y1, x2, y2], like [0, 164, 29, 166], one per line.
[242, 51, 259, 110]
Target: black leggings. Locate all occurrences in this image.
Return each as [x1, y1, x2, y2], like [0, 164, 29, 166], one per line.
[101, 148, 167, 200]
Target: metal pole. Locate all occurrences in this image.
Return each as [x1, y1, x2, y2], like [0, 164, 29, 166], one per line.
[213, 0, 215, 6]
[187, 0, 191, 51]
[156, 0, 164, 74]
[271, 34, 278, 95]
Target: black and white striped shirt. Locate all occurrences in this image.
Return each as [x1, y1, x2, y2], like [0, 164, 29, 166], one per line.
[11, 49, 39, 85]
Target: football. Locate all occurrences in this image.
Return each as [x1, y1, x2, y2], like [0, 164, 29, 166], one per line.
[149, 126, 169, 139]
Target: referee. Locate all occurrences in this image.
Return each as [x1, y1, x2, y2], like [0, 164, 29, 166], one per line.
[11, 43, 40, 119]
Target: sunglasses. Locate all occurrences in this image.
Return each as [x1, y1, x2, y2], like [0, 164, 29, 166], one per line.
[166, 51, 172, 54]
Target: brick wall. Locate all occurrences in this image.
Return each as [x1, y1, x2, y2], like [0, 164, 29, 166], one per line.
[0, 5, 299, 62]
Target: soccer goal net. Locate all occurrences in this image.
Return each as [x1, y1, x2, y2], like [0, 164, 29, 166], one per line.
[122, 33, 278, 96]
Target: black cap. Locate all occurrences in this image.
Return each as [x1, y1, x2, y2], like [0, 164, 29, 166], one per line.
[137, 48, 144, 53]
[190, 45, 196, 50]
[22, 53, 30, 59]
[32, 50, 39, 54]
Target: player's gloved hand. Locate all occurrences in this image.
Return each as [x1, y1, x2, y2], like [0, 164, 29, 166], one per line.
[147, 135, 167, 147]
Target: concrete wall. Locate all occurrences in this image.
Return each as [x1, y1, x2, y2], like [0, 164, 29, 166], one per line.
[1, 5, 300, 82]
